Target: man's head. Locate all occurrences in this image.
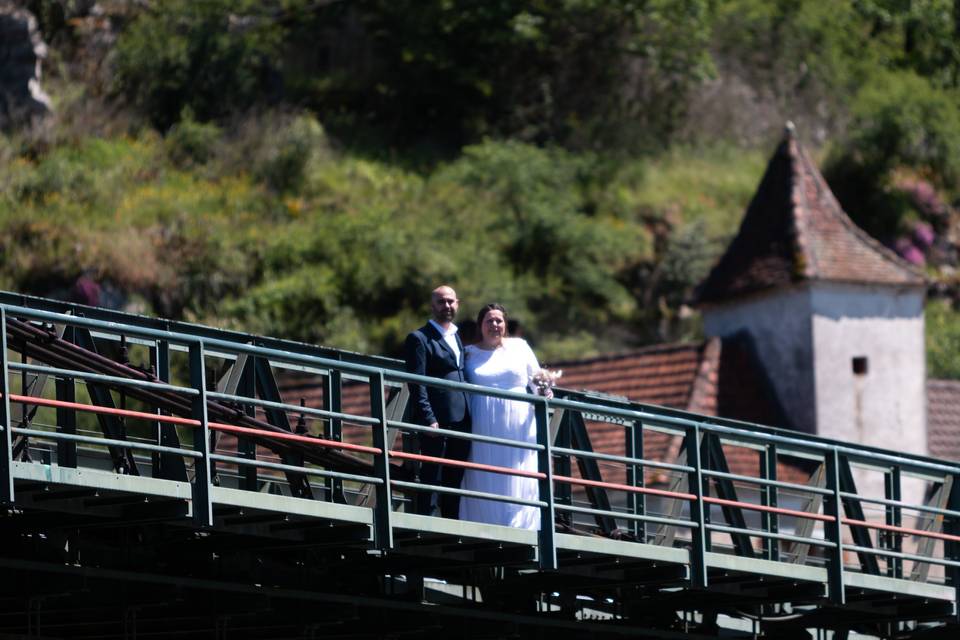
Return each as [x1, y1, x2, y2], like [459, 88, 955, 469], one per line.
[430, 285, 459, 325]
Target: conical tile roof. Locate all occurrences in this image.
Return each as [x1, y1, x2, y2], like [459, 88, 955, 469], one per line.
[697, 126, 924, 304]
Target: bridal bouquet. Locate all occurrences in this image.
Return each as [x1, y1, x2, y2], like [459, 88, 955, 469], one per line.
[532, 368, 563, 396]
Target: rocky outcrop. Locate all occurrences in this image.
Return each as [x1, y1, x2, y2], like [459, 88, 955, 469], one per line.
[0, 1, 52, 131]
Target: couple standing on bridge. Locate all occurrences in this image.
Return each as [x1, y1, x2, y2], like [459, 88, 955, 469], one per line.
[404, 285, 555, 530]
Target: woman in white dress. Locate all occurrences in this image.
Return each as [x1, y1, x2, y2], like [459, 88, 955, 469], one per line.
[459, 303, 544, 529]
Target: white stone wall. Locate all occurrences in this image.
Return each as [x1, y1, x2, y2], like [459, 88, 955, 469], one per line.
[810, 282, 926, 507]
[809, 282, 926, 453]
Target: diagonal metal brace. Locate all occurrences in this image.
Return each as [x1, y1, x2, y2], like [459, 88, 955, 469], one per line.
[704, 433, 755, 558]
[67, 327, 139, 475]
[569, 411, 618, 535]
[253, 357, 313, 499]
[837, 455, 881, 575]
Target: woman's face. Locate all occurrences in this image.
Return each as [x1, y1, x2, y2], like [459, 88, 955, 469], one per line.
[480, 309, 506, 344]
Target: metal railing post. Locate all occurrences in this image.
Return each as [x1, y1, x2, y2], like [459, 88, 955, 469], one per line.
[324, 370, 344, 503]
[761, 443, 779, 561]
[825, 448, 845, 605]
[536, 398, 557, 570]
[626, 419, 645, 542]
[55, 326, 77, 468]
[0, 308, 13, 503]
[190, 341, 212, 527]
[687, 423, 707, 589]
[947, 471, 960, 622]
[237, 355, 258, 491]
[149, 339, 168, 476]
[369, 370, 393, 551]
[884, 465, 902, 578]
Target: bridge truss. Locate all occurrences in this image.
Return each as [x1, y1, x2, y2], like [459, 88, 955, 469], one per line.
[0, 291, 957, 639]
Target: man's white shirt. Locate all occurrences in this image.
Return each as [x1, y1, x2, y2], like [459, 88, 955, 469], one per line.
[429, 319, 461, 366]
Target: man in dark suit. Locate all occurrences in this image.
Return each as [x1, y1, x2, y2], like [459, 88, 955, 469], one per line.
[404, 285, 471, 518]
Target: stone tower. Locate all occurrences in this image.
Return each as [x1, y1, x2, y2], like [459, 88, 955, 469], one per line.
[696, 126, 927, 498]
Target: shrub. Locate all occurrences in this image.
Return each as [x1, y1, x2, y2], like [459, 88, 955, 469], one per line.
[825, 71, 960, 240]
[253, 114, 327, 193]
[927, 299, 960, 379]
[165, 109, 222, 168]
[112, 0, 282, 129]
[848, 71, 960, 186]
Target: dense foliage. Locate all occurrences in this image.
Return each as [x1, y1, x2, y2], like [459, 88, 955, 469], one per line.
[6, 0, 960, 371]
[1, 112, 759, 359]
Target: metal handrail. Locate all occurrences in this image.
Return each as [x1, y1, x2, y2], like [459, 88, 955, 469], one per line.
[10, 361, 199, 396]
[5, 300, 959, 476]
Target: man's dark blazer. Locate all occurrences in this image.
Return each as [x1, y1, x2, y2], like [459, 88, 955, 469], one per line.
[404, 323, 468, 427]
[404, 321, 471, 518]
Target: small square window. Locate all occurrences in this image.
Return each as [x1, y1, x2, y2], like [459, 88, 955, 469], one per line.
[852, 356, 868, 375]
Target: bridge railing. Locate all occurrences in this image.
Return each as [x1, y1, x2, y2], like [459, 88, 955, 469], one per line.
[1, 297, 959, 609]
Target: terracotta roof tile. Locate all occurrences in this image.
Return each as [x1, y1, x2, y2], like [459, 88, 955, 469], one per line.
[928, 379, 960, 461]
[552, 343, 705, 407]
[698, 127, 924, 304]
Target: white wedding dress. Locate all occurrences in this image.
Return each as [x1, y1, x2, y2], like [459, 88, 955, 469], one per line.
[459, 338, 541, 530]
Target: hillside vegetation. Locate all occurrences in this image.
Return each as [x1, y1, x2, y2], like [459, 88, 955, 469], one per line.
[4, 0, 960, 371]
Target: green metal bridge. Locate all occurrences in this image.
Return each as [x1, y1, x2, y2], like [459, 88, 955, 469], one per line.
[0, 291, 957, 639]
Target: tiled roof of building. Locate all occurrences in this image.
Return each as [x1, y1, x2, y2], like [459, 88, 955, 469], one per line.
[697, 126, 924, 304]
[927, 379, 960, 461]
[551, 336, 809, 484]
[553, 342, 710, 409]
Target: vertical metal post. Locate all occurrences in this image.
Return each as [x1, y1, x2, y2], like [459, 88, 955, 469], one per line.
[324, 370, 344, 503]
[884, 466, 902, 578]
[761, 444, 778, 561]
[553, 410, 571, 515]
[237, 358, 257, 491]
[55, 327, 77, 468]
[946, 472, 960, 623]
[149, 340, 168, 476]
[626, 419, 645, 542]
[369, 371, 393, 551]
[687, 424, 707, 588]
[0, 308, 13, 503]
[824, 448, 845, 605]
[536, 398, 557, 570]
[190, 341, 212, 527]
[700, 434, 712, 553]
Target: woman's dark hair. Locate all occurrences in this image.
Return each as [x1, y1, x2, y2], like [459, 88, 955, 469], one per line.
[476, 303, 508, 341]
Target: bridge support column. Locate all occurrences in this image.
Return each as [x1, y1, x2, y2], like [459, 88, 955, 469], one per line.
[825, 448, 845, 605]
[190, 341, 212, 527]
[948, 472, 960, 623]
[0, 308, 12, 503]
[687, 423, 707, 589]
[536, 399, 556, 570]
[369, 371, 393, 551]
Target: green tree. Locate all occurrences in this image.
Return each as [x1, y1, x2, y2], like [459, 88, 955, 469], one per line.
[113, 0, 283, 129]
[854, 0, 960, 88]
[825, 70, 960, 240]
[927, 299, 960, 379]
[290, 0, 715, 152]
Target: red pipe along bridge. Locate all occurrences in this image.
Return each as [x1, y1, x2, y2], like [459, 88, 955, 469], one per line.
[0, 291, 957, 639]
